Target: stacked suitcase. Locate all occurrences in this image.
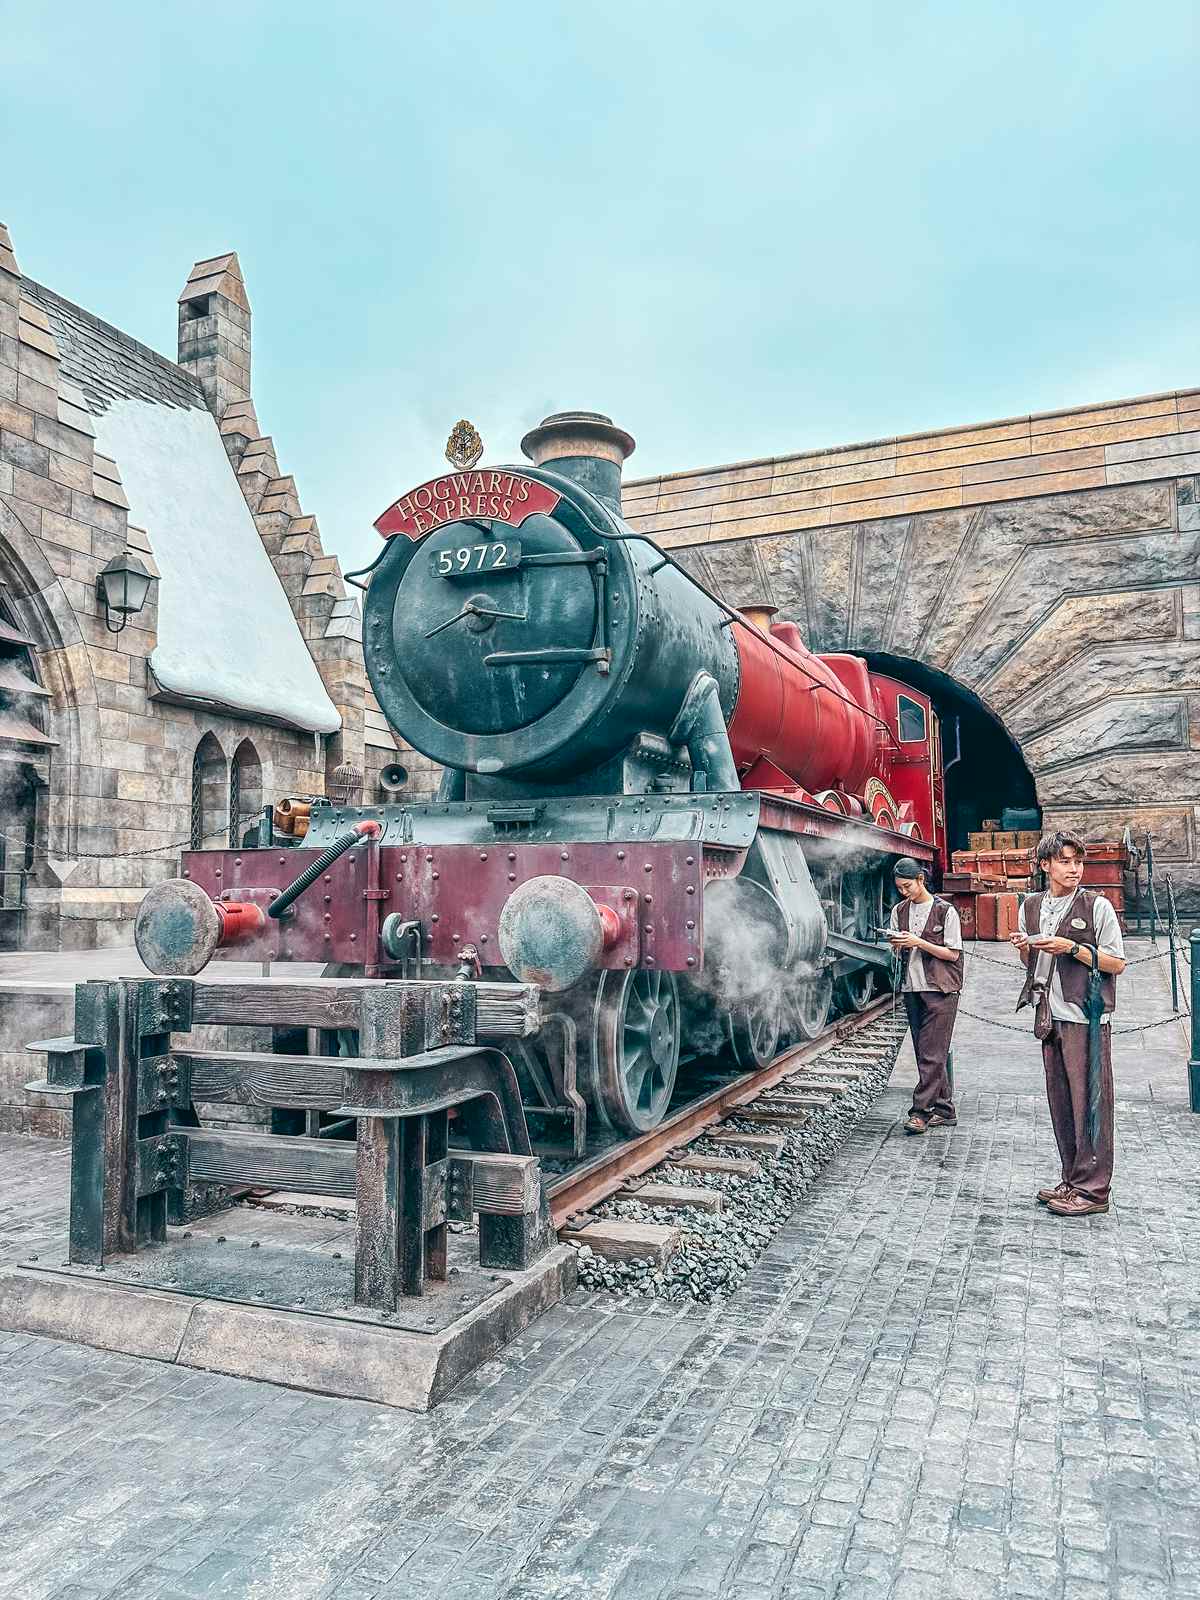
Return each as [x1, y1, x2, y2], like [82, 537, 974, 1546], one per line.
[943, 826, 1129, 938]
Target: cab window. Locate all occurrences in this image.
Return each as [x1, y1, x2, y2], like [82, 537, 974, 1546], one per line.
[898, 695, 927, 743]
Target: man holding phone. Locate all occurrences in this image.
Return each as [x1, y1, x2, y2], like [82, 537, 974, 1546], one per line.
[1009, 831, 1126, 1217]
[886, 857, 963, 1135]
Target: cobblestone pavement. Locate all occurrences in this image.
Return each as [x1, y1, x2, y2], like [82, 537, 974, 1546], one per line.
[1, 939, 1198, 1599]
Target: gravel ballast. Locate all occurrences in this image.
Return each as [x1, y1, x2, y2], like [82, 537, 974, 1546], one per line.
[570, 1012, 907, 1303]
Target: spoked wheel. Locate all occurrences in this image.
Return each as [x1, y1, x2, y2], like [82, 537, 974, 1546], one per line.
[784, 971, 834, 1041]
[838, 966, 878, 1011]
[832, 870, 884, 1014]
[727, 994, 781, 1070]
[582, 968, 682, 1134]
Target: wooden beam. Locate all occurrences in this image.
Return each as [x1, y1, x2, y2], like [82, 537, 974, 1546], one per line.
[175, 1049, 348, 1111]
[189, 979, 539, 1037]
[186, 1128, 356, 1198]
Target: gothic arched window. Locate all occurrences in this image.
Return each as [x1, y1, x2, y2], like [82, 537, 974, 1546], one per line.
[229, 739, 262, 846]
[190, 734, 226, 850]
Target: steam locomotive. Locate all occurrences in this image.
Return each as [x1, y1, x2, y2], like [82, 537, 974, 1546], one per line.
[135, 413, 946, 1146]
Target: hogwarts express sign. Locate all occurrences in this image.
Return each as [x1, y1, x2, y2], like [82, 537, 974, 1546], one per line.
[375, 471, 562, 539]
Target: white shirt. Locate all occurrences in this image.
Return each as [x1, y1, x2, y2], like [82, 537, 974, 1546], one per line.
[1020, 889, 1123, 1024]
[887, 897, 962, 992]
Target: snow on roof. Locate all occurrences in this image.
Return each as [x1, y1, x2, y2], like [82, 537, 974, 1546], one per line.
[25, 283, 340, 736]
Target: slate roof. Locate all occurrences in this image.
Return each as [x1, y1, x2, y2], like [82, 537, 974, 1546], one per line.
[17, 280, 340, 735]
[22, 280, 205, 415]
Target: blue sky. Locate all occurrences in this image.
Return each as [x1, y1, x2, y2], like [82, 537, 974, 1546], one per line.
[4, 1, 1198, 569]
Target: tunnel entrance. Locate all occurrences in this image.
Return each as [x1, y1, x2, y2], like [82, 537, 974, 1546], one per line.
[861, 653, 1038, 855]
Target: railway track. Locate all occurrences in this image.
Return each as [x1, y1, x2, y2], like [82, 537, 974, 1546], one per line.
[546, 994, 905, 1231]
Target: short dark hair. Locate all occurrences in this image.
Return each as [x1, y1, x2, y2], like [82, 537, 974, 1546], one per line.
[1035, 829, 1086, 867]
[893, 857, 925, 881]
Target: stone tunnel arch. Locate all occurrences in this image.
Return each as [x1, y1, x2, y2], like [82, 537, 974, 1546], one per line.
[859, 652, 1039, 855]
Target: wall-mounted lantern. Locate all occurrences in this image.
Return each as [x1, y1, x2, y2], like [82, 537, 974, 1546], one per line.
[96, 552, 153, 635]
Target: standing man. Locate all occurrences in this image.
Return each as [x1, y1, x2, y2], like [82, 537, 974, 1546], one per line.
[1010, 831, 1125, 1217]
[886, 856, 963, 1135]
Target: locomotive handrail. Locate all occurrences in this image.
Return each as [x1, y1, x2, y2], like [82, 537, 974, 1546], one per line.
[483, 646, 610, 667]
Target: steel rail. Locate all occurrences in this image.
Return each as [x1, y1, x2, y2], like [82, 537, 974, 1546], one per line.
[546, 994, 898, 1227]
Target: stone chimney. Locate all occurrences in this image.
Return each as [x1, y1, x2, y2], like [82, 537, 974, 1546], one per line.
[177, 253, 251, 418]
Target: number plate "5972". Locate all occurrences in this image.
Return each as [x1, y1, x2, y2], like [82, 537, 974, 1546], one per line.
[432, 540, 522, 577]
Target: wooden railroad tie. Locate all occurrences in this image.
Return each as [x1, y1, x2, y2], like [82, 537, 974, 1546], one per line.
[667, 1153, 758, 1180]
[560, 1217, 680, 1264]
[784, 1076, 849, 1096]
[756, 1092, 833, 1111]
[736, 1108, 809, 1127]
[616, 1181, 724, 1213]
[709, 1130, 785, 1156]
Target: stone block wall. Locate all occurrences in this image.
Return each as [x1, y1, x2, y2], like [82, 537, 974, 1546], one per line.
[625, 394, 1200, 907]
[0, 984, 72, 1136]
[0, 981, 278, 1137]
[0, 225, 339, 949]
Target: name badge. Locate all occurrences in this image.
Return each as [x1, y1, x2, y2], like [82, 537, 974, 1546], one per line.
[1069, 918, 1087, 930]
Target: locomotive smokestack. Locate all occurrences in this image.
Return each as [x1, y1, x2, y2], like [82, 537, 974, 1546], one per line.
[520, 411, 635, 512]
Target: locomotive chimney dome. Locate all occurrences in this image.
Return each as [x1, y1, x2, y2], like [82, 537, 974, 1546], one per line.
[740, 602, 778, 633]
[520, 411, 635, 512]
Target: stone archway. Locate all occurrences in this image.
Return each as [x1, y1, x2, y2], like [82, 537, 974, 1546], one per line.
[672, 477, 1200, 904]
[0, 499, 101, 944]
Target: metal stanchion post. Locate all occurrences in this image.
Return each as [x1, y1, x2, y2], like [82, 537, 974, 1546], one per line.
[1189, 930, 1200, 1114]
[1166, 875, 1179, 1013]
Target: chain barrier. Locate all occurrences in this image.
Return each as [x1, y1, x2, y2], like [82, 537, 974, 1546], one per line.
[0, 825, 236, 861]
[955, 1005, 1188, 1039]
[963, 942, 1176, 971]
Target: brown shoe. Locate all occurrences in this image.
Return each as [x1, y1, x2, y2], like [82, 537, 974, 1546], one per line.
[904, 1113, 928, 1135]
[1047, 1192, 1110, 1217]
[926, 1111, 957, 1128]
[1037, 1181, 1072, 1206]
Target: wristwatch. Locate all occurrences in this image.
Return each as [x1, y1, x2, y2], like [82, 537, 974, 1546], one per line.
[1069, 942, 1081, 959]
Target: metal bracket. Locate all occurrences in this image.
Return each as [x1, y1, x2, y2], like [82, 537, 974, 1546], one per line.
[424, 982, 477, 1048]
[138, 979, 194, 1036]
[421, 1158, 448, 1229]
[136, 1132, 188, 1196]
[447, 1157, 474, 1223]
[136, 1054, 192, 1114]
[26, 1035, 91, 1089]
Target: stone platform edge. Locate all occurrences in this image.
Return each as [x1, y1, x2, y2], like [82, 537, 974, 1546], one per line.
[0, 1245, 576, 1411]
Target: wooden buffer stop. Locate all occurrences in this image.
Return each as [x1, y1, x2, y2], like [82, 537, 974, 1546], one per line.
[0, 976, 574, 1410]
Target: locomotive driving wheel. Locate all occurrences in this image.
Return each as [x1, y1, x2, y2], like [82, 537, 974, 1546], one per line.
[728, 994, 781, 1070]
[833, 870, 883, 1013]
[784, 970, 834, 1041]
[582, 968, 682, 1134]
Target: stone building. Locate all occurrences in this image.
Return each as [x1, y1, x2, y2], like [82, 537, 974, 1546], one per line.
[622, 390, 1200, 905]
[0, 222, 435, 952]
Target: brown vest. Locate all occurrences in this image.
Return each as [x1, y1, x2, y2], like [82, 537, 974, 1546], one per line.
[1016, 888, 1117, 1015]
[897, 896, 964, 993]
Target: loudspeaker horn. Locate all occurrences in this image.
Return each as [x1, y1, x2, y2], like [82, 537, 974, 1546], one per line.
[379, 762, 409, 794]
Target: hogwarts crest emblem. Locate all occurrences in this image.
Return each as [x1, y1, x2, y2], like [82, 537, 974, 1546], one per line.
[445, 419, 484, 471]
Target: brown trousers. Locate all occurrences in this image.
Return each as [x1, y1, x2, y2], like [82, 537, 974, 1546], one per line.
[903, 991, 959, 1118]
[1043, 1021, 1114, 1203]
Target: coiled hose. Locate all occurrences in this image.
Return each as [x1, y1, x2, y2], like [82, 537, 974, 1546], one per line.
[267, 820, 380, 920]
